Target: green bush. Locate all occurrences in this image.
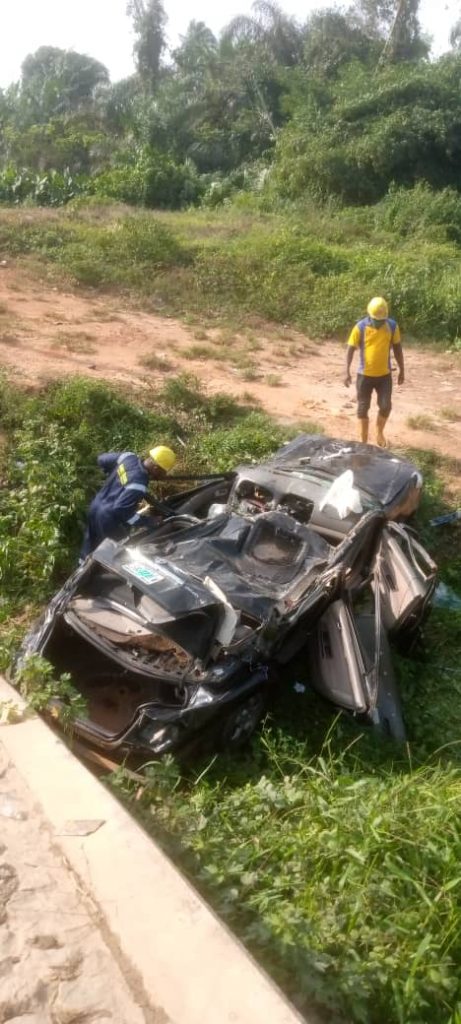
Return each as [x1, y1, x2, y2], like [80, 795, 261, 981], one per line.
[62, 215, 191, 288]
[0, 210, 191, 290]
[188, 411, 289, 472]
[93, 149, 205, 209]
[201, 164, 270, 208]
[375, 183, 461, 245]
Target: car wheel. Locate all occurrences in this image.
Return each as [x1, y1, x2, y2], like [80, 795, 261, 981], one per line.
[218, 691, 266, 750]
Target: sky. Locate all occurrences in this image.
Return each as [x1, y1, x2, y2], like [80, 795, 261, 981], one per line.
[0, 0, 459, 88]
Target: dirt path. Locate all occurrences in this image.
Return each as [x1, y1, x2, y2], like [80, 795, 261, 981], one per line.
[1, 264, 460, 465]
[0, 739, 160, 1023]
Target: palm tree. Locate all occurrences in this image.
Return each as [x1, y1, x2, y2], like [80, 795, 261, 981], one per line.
[222, 1, 303, 67]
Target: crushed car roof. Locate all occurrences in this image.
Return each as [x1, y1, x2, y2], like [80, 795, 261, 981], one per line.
[94, 511, 332, 621]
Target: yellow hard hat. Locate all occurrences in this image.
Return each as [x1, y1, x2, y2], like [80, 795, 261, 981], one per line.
[367, 296, 389, 320]
[149, 445, 176, 472]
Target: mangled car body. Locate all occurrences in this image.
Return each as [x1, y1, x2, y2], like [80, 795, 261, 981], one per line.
[16, 436, 437, 756]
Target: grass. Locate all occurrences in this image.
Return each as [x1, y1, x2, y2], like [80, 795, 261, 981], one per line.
[1, 201, 461, 345]
[181, 340, 259, 371]
[265, 373, 283, 386]
[241, 389, 262, 406]
[212, 328, 244, 351]
[139, 352, 175, 373]
[182, 343, 223, 361]
[112, 725, 461, 1024]
[272, 344, 293, 361]
[440, 406, 461, 422]
[240, 366, 260, 381]
[52, 330, 97, 354]
[407, 414, 439, 431]
[245, 336, 264, 352]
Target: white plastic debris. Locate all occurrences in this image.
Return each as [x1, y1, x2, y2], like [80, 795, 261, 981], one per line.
[319, 470, 363, 519]
[293, 682, 306, 694]
[208, 503, 227, 518]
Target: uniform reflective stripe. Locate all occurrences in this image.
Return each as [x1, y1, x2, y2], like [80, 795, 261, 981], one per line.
[117, 464, 128, 485]
[125, 482, 147, 493]
[359, 321, 365, 373]
[127, 513, 142, 525]
[117, 452, 132, 464]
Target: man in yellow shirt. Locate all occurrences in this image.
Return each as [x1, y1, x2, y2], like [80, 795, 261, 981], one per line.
[344, 296, 405, 446]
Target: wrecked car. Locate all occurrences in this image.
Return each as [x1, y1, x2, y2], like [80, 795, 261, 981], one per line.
[16, 436, 437, 756]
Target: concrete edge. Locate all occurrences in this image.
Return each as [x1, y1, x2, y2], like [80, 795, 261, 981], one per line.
[0, 676, 309, 1024]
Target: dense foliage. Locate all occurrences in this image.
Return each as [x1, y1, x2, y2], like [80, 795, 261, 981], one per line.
[0, 0, 459, 210]
[1, 374, 461, 1024]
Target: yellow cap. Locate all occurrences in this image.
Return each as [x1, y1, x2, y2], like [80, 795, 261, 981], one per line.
[367, 296, 388, 320]
[149, 445, 176, 472]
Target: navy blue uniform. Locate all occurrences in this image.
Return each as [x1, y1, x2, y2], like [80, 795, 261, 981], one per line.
[80, 452, 149, 560]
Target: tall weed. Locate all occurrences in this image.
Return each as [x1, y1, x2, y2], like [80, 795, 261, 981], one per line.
[1, 200, 461, 340]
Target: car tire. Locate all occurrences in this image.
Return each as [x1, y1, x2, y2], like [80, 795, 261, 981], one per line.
[218, 691, 266, 750]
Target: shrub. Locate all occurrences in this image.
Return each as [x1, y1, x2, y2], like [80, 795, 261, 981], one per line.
[375, 183, 461, 245]
[93, 149, 205, 209]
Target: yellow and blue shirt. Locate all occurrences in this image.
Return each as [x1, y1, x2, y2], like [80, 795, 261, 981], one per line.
[348, 317, 401, 377]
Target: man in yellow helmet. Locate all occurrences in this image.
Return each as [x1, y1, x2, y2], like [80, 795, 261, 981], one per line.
[344, 297, 405, 446]
[80, 445, 176, 560]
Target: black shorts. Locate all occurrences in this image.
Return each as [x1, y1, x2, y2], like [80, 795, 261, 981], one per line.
[356, 373, 392, 418]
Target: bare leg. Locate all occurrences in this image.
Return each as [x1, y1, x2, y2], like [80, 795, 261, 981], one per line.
[358, 417, 369, 443]
[376, 413, 388, 447]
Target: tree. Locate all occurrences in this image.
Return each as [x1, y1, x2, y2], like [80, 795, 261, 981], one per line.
[127, 0, 167, 93]
[302, 9, 378, 76]
[450, 17, 461, 51]
[20, 47, 109, 123]
[222, 0, 303, 67]
[173, 21, 218, 76]
[352, 0, 428, 61]
[103, 76, 143, 135]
